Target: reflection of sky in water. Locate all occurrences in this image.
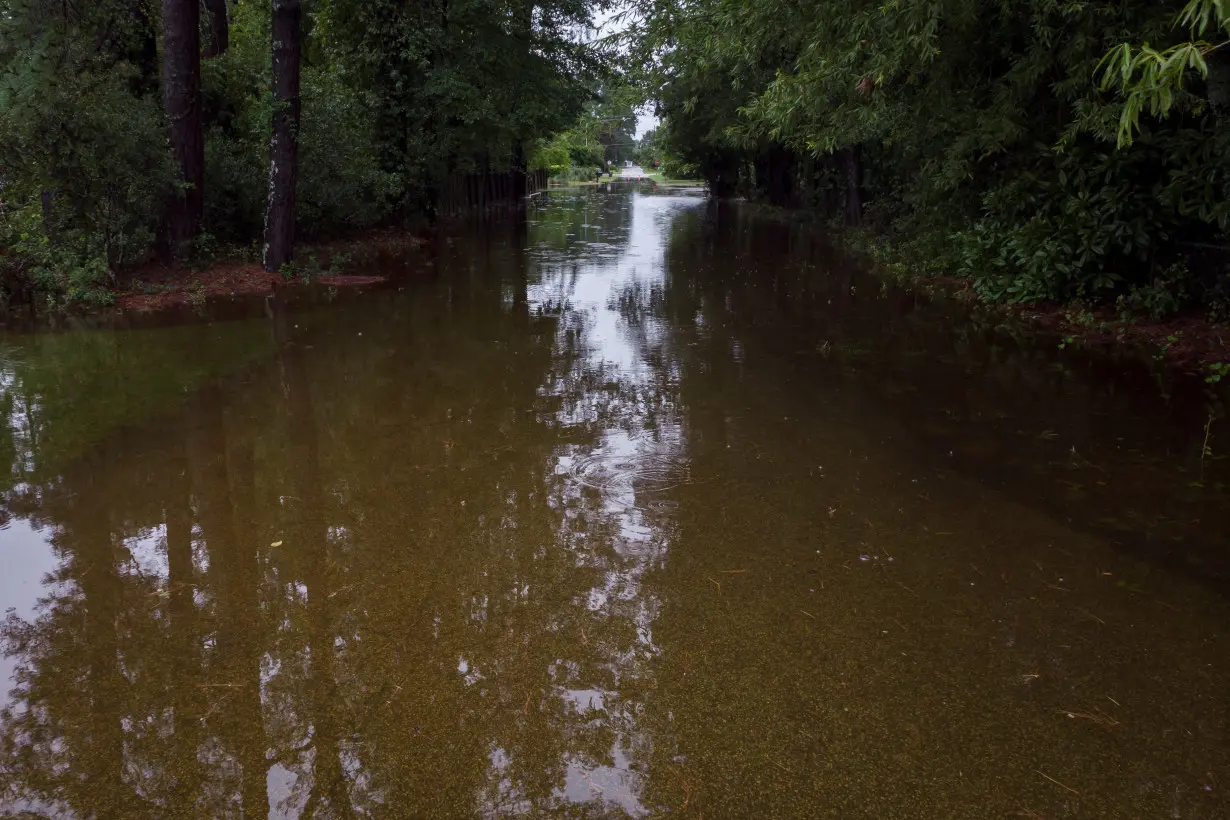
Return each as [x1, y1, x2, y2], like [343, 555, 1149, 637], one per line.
[1, 189, 1228, 818]
[0, 520, 67, 818]
[0, 519, 61, 711]
[0, 190, 702, 818]
[510, 191, 702, 816]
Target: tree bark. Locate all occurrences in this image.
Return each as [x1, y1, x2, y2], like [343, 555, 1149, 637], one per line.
[1207, 48, 1230, 122]
[202, 0, 229, 57]
[264, 0, 303, 273]
[162, 0, 205, 258]
[130, 0, 161, 95]
[843, 144, 863, 226]
[512, 141, 528, 199]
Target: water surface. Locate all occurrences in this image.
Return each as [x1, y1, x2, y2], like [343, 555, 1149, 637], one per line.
[2, 187, 1229, 818]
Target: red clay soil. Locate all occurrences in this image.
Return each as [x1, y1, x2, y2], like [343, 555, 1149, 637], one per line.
[117, 261, 279, 310]
[1021, 304, 1230, 373]
[904, 275, 1230, 373]
[114, 230, 423, 310]
[314, 275, 388, 287]
[115, 262, 393, 311]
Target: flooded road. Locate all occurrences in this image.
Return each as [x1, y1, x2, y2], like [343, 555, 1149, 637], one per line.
[2, 186, 1229, 818]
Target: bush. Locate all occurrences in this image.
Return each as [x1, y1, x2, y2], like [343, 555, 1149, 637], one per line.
[956, 138, 1224, 305]
[0, 57, 169, 304]
[1, 204, 115, 306]
[659, 156, 700, 181]
[200, 13, 402, 242]
[297, 72, 403, 236]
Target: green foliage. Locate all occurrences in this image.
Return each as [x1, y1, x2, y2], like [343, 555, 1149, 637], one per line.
[529, 128, 606, 178]
[529, 85, 641, 180]
[630, 0, 1230, 311]
[0, 0, 609, 304]
[1099, 41, 1210, 147]
[530, 135, 574, 173]
[200, 1, 404, 241]
[1118, 263, 1193, 320]
[317, 0, 605, 190]
[1100, 0, 1230, 147]
[658, 156, 699, 180]
[0, 203, 116, 306]
[0, 0, 169, 304]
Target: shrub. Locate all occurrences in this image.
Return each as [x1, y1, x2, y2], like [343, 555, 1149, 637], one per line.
[0, 57, 168, 304]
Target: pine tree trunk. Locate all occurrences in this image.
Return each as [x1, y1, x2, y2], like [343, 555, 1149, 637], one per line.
[161, 0, 204, 258]
[843, 144, 863, 226]
[202, 0, 230, 58]
[1207, 48, 1230, 122]
[513, 141, 528, 199]
[263, 0, 303, 273]
[131, 1, 160, 95]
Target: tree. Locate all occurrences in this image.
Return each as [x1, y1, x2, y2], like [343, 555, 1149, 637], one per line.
[202, 0, 230, 58]
[263, 0, 303, 273]
[1100, 0, 1230, 146]
[161, 0, 205, 257]
[0, 0, 612, 301]
[629, 0, 1230, 309]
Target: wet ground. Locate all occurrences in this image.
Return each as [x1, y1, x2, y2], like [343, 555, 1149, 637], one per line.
[1, 186, 1229, 818]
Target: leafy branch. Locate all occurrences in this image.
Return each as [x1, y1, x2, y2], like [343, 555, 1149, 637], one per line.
[1099, 0, 1230, 147]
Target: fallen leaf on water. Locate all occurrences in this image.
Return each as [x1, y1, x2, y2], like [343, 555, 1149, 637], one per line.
[271, 540, 283, 547]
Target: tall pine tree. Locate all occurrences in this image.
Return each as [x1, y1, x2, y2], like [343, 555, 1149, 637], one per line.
[161, 0, 204, 257]
[264, 0, 303, 273]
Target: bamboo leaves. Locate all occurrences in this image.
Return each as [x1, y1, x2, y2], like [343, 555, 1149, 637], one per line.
[1100, 0, 1230, 146]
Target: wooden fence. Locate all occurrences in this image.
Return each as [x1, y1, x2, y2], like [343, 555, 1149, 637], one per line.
[437, 168, 550, 218]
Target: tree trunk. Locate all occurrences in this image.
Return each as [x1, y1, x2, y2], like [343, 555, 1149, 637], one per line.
[843, 144, 863, 226]
[162, 0, 205, 258]
[512, 141, 528, 199]
[202, 0, 229, 57]
[263, 0, 303, 273]
[131, 0, 161, 95]
[1207, 48, 1230, 122]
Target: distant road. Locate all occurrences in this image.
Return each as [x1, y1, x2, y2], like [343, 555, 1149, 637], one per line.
[618, 165, 647, 179]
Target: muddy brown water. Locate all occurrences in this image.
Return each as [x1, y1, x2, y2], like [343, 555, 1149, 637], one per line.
[2, 187, 1229, 818]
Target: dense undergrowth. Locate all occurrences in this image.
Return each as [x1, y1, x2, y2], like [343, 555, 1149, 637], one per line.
[0, 0, 612, 307]
[627, 0, 1230, 322]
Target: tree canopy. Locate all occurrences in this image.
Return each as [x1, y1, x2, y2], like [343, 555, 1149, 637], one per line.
[5, 0, 1230, 316]
[627, 0, 1230, 314]
[0, 0, 616, 304]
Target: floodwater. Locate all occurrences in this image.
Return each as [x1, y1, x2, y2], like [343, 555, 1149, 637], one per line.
[2, 186, 1229, 819]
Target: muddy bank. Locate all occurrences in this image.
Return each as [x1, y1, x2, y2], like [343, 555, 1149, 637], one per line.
[898, 274, 1230, 376]
[115, 229, 427, 311]
[719, 201, 1230, 375]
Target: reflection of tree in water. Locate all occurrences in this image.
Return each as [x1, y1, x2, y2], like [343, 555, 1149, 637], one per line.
[521, 191, 707, 816]
[308, 222, 654, 816]
[657, 201, 1230, 586]
[3, 189, 1225, 818]
[0, 391, 272, 817]
[0, 211, 682, 817]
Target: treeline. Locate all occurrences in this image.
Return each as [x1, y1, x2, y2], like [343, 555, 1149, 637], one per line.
[631, 0, 1230, 318]
[531, 85, 640, 182]
[0, 0, 606, 305]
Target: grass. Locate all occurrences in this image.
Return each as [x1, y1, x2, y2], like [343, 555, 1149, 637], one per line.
[641, 170, 705, 186]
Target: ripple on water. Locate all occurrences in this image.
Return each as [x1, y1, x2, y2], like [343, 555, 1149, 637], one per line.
[567, 452, 690, 502]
